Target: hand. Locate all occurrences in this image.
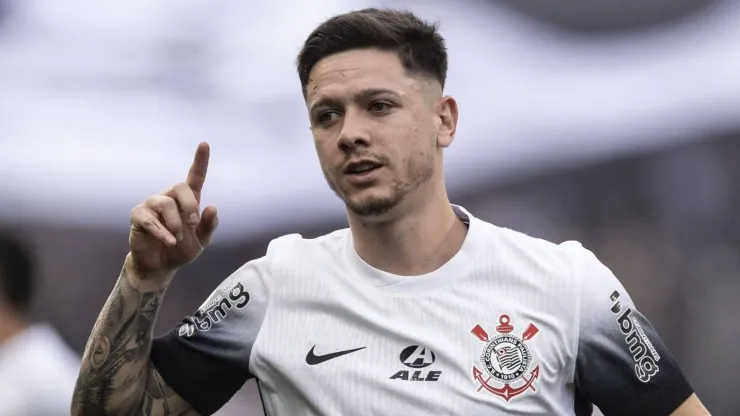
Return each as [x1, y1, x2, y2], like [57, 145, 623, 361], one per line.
[126, 143, 218, 285]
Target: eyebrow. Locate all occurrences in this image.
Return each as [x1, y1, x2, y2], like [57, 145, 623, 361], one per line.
[309, 88, 399, 113]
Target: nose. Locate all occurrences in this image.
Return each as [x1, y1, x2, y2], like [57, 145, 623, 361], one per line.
[336, 110, 371, 152]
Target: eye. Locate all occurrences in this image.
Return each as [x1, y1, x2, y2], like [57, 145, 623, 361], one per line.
[317, 110, 342, 124]
[369, 101, 393, 113]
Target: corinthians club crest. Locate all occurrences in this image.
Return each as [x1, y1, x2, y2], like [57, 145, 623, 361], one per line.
[470, 315, 541, 402]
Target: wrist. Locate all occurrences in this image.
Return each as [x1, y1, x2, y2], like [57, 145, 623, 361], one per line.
[122, 253, 177, 293]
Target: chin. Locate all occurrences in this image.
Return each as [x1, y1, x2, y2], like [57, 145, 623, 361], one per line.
[344, 189, 404, 218]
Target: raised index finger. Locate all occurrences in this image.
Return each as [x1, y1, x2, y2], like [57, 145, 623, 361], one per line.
[186, 142, 210, 202]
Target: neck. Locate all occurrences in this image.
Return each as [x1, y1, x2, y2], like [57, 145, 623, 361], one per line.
[348, 188, 467, 276]
[0, 309, 27, 344]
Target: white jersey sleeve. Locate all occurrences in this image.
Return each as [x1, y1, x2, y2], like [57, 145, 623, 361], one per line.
[564, 242, 694, 415]
[150, 237, 288, 415]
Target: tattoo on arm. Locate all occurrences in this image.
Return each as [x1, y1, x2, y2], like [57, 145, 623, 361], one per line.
[71, 270, 198, 415]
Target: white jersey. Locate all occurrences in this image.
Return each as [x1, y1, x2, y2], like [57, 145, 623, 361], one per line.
[152, 206, 692, 415]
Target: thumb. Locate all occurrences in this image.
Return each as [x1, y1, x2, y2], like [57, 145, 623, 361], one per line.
[196, 205, 219, 247]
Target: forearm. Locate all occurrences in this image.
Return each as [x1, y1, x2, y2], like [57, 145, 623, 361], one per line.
[71, 264, 167, 415]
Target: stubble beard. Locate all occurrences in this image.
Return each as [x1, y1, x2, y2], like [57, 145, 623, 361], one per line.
[344, 179, 409, 217]
[323, 159, 433, 218]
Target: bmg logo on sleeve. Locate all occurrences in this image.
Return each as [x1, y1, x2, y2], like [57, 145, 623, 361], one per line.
[389, 345, 442, 382]
[178, 282, 250, 337]
[610, 290, 661, 382]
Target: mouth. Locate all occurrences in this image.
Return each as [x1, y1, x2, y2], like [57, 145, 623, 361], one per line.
[343, 160, 383, 177]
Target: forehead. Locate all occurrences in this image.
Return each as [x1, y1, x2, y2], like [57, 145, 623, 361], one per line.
[306, 49, 420, 104]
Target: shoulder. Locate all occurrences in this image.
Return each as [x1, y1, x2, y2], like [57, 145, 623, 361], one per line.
[479, 219, 588, 280]
[472, 219, 614, 315]
[489, 217, 609, 278]
[211, 229, 349, 298]
[258, 229, 349, 266]
[268, 229, 349, 250]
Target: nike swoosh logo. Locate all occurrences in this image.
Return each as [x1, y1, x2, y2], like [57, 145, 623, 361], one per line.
[305, 345, 366, 365]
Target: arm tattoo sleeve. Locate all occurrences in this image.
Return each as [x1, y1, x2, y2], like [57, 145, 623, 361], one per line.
[71, 270, 198, 416]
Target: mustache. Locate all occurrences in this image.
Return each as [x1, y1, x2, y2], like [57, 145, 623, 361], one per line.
[337, 151, 389, 168]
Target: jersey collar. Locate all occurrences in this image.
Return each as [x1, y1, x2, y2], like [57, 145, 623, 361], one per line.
[344, 205, 488, 295]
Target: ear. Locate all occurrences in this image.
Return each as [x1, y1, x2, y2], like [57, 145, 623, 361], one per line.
[437, 96, 458, 148]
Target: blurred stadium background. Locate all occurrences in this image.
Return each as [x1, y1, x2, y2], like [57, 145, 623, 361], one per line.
[1, 0, 739, 414]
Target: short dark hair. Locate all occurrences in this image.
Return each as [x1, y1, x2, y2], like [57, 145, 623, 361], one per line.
[296, 8, 448, 97]
[0, 233, 35, 314]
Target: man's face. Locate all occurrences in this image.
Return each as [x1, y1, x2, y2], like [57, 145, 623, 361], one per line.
[305, 48, 453, 218]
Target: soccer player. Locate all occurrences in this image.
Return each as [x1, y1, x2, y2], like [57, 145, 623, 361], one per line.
[71, 8, 710, 416]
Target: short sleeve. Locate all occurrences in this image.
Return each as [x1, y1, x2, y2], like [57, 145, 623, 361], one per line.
[151, 254, 271, 416]
[565, 242, 693, 416]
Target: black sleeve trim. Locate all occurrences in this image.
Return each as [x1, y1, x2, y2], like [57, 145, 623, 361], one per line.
[151, 330, 252, 416]
[634, 373, 694, 416]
